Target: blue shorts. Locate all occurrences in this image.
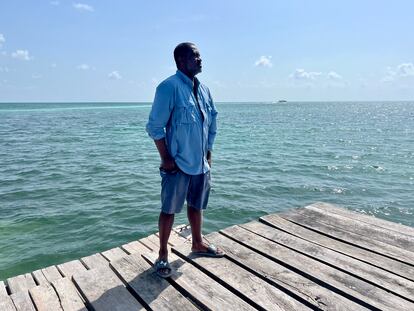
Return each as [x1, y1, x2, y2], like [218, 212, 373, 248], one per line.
[159, 167, 211, 214]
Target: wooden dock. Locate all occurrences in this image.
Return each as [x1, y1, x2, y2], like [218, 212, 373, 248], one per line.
[1, 202, 414, 310]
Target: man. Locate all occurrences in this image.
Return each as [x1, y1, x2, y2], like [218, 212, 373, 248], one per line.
[146, 42, 224, 278]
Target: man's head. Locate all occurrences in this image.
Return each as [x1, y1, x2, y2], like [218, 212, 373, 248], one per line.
[174, 42, 202, 78]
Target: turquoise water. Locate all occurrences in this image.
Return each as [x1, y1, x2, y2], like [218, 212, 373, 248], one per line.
[0, 101, 413, 280]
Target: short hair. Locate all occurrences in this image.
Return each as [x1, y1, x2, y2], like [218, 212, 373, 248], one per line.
[174, 42, 196, 66]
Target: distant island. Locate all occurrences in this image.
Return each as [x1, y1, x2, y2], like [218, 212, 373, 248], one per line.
[272, 100, 288, 104]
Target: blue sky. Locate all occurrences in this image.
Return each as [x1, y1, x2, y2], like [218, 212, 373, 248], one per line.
[0, 0, 413, 102]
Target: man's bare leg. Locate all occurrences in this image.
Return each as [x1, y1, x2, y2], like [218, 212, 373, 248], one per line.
[187, 205, 204, 250]
[187, 205, 224, 254]
[157, 211, 174, 274]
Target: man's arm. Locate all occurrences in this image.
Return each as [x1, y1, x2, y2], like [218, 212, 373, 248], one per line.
[146, 82, 176, 170]
[207, 89, 218, 168]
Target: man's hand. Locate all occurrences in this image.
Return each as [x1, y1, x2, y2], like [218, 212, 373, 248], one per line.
[154, 138, 177, 171]
[161, 156, 177, 171]
[207, 150, 212, 168]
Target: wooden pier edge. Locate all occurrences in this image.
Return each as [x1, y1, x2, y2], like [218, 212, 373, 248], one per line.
[1, 202, 413, 311]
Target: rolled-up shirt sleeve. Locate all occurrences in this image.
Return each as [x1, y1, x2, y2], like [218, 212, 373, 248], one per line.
[146, 82, 175, 140]
[207, 89, 218, 151]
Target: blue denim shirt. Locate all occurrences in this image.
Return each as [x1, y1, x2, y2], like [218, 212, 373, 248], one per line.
[146, 70, 218, 175]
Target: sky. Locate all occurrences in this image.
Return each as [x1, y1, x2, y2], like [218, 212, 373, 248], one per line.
[0, 0, 413, 102]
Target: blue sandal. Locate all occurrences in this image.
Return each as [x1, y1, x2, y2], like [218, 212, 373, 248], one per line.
[154, 259, 172, 278]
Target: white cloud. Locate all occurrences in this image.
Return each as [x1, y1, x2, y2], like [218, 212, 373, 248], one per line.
[51, 63, 57, 68]
[73, 3, 94, 12]
[290, 69, 322, 80]
[12, 50, 32, 61]
[255, 56, 273, 68]
[77, 64, 90, 70]
[108, 71, 122, 80]
[328, 71, 343, 80]
[382, 62, 414, 82]
[396, 63, 414, 77]
[50, 1, 60, 5]
[32, 74, 42, 79]
[0, 34, 5, 48]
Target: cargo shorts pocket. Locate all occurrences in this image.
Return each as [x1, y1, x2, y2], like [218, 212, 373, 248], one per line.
[159, 167, 179, 177]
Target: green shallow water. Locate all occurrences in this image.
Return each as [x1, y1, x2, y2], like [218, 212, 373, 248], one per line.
[0, 101, 413, 280]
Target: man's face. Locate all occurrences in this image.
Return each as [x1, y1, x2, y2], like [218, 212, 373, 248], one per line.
[182, 45, 202, 76]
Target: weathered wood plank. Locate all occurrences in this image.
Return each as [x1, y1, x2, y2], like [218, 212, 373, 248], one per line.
[204, 231, 368, 310]
[7, 273, 37, 294]
[111, 253, 197, 310]
[32, 270, 49, 286]
[139, 235, 160, 251]
[0, 280, 9, 296]
[281, 209, 414, 265]
[173, 244, 312, 311]
[29, 284, 63, 311]
[310, 202, 414, 237]
[81, 253, 108, 270]
[0, 298, 16, 311]
[41, 266, 62, 283]
[303, 205, 414, 252]
[72, 266, 145, 311]
[303, 204, 414, 251]
[121, 240, 149, 255]
[10, 291, 36, 311]
[221, 224, 413, 311]
[261, 214, 414, 281]
[57, 260, 87, 278]
[101, 247, 128, 262]
[145, 234, 162, 249]
[52, 277, 87, 311]
[0, 282, 16, 311]
[242, 220, 414, 303]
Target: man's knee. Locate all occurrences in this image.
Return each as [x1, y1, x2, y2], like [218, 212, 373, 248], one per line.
[187, 204, 202, 213]
[159, 211, 175, 223]
[160, 211, 175, 216]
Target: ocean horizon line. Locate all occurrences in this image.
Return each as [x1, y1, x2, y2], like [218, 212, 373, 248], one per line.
[0, 100, 413, 104]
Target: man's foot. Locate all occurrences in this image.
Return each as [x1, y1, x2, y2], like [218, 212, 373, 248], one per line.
[154, 259, 172, 278]
[191, 243, 225, 258]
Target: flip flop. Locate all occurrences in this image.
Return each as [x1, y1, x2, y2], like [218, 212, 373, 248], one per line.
[154, 259, 172, 278]
[191, 244, 225, 258]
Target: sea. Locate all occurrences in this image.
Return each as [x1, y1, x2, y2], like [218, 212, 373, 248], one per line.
[0, 101, 413, 280]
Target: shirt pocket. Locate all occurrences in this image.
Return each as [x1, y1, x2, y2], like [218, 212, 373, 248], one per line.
[176, 104, 197, 125]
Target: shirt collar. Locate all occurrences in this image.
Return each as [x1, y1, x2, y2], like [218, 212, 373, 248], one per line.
[176, 70, 199, 88]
